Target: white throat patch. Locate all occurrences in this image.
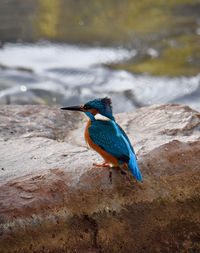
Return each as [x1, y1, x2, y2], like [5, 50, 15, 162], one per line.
[94, 113, 110, 121]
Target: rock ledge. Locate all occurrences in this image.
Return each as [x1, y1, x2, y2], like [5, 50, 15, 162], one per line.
[0, 104, 200, 253]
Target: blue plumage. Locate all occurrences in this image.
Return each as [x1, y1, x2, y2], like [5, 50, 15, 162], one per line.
[89, 119, 143, 181]
[61, 97, 143, 181]
[85, 98, 114, 120]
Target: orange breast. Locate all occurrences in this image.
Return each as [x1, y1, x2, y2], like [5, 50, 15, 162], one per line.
[84, 120, 120, 166]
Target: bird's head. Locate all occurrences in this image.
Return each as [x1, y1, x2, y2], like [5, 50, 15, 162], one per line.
[61, 97, 114, 121]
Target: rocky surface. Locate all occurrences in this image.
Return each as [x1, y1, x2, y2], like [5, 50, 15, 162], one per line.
[0, 104, 200, 253]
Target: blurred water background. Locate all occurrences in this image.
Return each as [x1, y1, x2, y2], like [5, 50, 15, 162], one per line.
[0, 0, 200, 112]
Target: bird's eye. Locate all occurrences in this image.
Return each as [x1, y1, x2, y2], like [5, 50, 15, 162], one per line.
[84, 105, 91, 110]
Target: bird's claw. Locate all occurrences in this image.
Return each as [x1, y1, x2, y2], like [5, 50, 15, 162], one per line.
[93, 162, 110, 168]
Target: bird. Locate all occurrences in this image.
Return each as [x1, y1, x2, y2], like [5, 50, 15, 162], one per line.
[61, 97, 142, 181]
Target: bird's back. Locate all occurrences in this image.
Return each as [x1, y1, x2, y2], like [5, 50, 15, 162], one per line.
[85, 119, 120, 166]
[85, 119, 142, 181]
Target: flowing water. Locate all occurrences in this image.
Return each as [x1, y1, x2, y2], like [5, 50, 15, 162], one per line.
[0, 42, 200, 113]
[0, 0, 200, 112]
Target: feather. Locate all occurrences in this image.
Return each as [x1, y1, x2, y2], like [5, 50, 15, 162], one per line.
[94, 113, 110, 121]
[88, 120, 142, 181]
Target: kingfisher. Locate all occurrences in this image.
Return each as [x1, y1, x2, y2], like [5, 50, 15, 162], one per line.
[61, 98, 142, 181]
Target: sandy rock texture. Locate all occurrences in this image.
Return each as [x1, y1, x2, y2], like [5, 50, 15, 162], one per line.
[0, 104, 200, 253]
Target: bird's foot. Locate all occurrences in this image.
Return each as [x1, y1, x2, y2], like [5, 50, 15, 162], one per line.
[93, 162, 112, 184]
[93, 162, 110, 168]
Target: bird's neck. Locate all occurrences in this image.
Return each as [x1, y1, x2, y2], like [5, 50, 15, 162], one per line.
[94, 113, 111, 121]
[84, 111, 115, 122]
[84, 111, 95, 121]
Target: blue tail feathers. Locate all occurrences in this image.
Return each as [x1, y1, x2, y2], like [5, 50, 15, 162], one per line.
[128, 153, 143, 181]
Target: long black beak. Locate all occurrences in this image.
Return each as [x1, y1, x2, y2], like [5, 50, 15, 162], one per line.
[60, 105, 84, 111]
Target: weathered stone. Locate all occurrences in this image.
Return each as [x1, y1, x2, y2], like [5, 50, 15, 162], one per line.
[0, 105, 82, 140]
[0, 104, 200, 253]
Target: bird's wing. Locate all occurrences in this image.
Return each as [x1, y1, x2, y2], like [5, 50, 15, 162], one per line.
[88, 120, 130, 163]
[89, 120, 143, 181]
[117, 124, 135, 153]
